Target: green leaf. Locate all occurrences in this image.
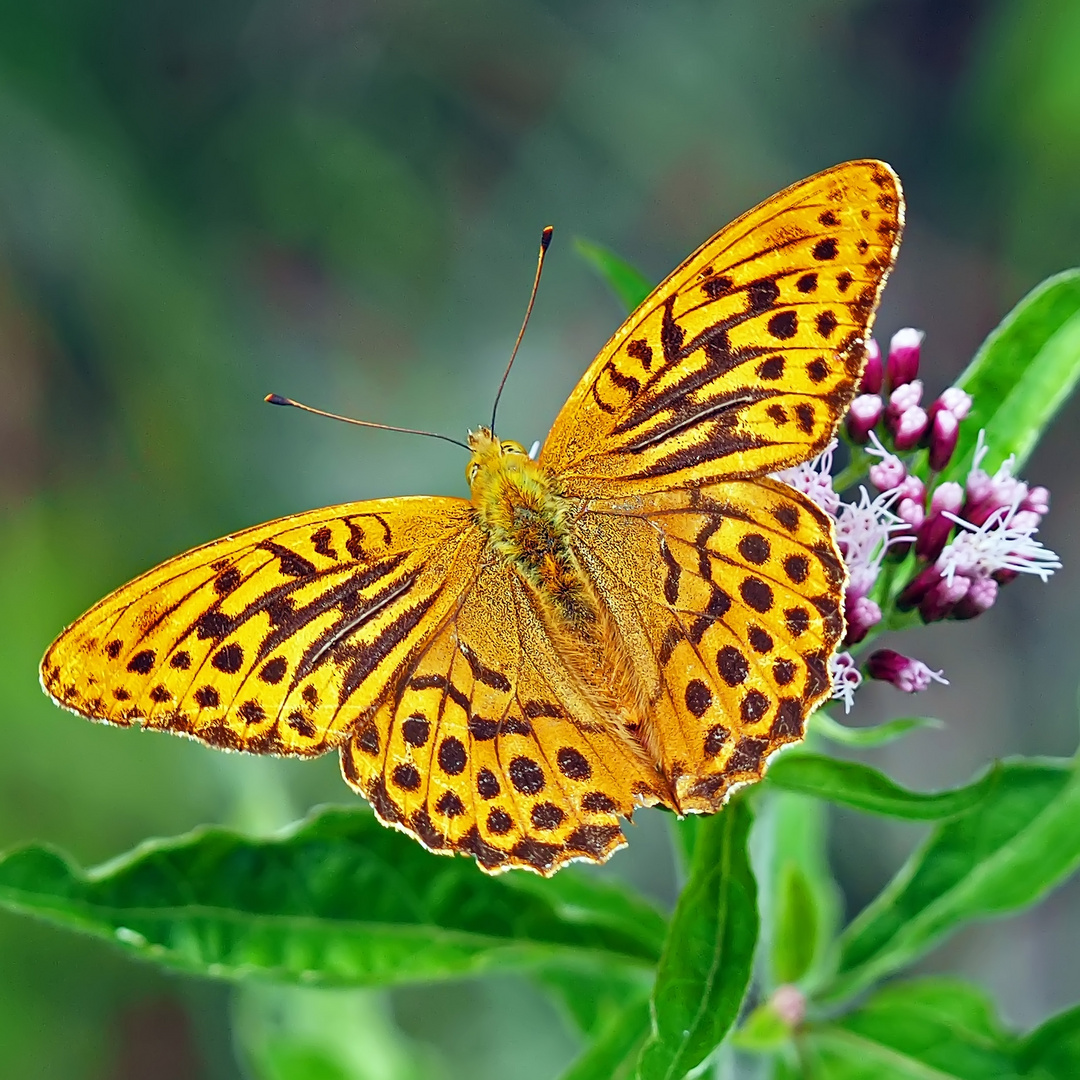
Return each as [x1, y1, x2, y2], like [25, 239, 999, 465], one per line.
[801, 977, 1019, 1079]
[234, 984, 428, 1080]
[670, 812, 702, 875]
[944, 269, 1080, 479]
[810, 712, 943, 749]
[637, 798, 758, 1080]
[534, 963, 652, 1038]
[0, 807, 665, 987]
[557, 994, 651, 1080]
[764, 754, 999, 820]
[574, 237, 653, 314]
[760, 788, 841, 994]
[771, 862, 819, 985]
[506, 862, 669, 961]
[772, 1059, 802, 1080]
[822, 759, 1080, 1004]
[1017, 1003, 1080, 1079]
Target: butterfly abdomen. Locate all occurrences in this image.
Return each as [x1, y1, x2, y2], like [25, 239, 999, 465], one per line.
[465, 426, 666, 790]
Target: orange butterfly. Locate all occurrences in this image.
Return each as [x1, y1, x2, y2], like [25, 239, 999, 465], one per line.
[41, 160, 903, 875]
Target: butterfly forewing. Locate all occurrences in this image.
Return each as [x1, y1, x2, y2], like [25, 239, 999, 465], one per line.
[571, 478, 843, 811]
[541, 160, 903, 496]
[341, 561, 663, 876]
[42, 498, 478, 754]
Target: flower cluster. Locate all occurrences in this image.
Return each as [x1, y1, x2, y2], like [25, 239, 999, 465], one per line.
[777, 328, 1059, 709]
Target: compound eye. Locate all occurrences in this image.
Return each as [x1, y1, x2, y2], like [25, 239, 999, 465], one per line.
[501, 442, 524, 456]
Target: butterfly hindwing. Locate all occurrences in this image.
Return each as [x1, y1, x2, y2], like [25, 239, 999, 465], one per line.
[341, 560, 664, 875]
[542, 160, 903, 496]
[571, 478, 844, 812]
[41, 498, 479, 755]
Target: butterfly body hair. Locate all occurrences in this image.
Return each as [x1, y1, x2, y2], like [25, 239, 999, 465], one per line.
[466, 426, 670, 796]
[467, 426, 589, 625]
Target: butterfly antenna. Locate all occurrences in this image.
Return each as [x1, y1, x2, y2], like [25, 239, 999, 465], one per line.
[490, 225, 554, 435]
[265, 394, 471, 451]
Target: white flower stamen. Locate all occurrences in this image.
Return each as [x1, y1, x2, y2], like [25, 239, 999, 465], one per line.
[773, 441, 840, 516]
[897, 660, 949, 693]
[834, 486, 912, 597]
[829, 652, 862, 713]
[938, 503, 1061, 584]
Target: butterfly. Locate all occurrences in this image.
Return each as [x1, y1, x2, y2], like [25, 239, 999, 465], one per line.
[41, 160, 903, 876]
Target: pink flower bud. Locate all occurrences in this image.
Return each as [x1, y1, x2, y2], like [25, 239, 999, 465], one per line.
[897, 565, 941, 610]
[869, 455, 906, 492]
[897, 496, 925, 530]
[940, 387, 972, 420]
[927, 386, 973, 424]
[846, 565, 877, 601]
[931, 481, 964, 515]
[965, 474, 1029, 527]
[886, 328, 924, 389]
[1023, 486, 1050, 515]
[772, 985, 806, 1028]
[1011, 509, 1042, 532]
[867, 648, 947, 692]
[929, 409, 960, 471]
[896, 475, 926, 504]
[920, 573, 970, 622]
[844, 594, 882, 645]
[847, 394, 884, 444]
[887, 379, 924, 417]
[893, 406, 929, 450]
[860, 339, 883, 394]
[916, 513, 957, 563]
[952, 576, 998, 620]
[965, 468, 994, 507]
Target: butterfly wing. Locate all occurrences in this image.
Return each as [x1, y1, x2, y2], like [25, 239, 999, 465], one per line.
[341, 559, 665, 876]
[541, 160, 902, 497]
[571, 477, 842, 812]
[41, 498, 481, 756]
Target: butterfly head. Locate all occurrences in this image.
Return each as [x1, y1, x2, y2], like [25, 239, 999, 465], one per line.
[466, 425, 552, 521]
[466, 426, 530, 481]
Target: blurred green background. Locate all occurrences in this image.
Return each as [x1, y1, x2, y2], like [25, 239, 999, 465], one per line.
[3, 1, 1080, 1076]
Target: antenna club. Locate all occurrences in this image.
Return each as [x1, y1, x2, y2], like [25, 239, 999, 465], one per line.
[540, 226, 554, 250]
[265, 393, 291, 406]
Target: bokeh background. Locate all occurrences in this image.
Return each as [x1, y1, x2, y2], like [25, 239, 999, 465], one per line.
[3, 1, 1080, 1076]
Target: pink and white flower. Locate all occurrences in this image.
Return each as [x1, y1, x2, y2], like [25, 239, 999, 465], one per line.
[867, 649, 949, 693]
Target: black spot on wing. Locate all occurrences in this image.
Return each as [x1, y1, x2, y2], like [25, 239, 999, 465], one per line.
[702, 275, 734, 299]
[767, 311, 798, 340]
[458, 641, 511, 692]
[626, 338, 653, 368]
[660, 538, 681, 604]
[258, 541, 316, 578]
[311, 527, 337, 559]
[812, 238, 838, 261]
[747, 278, 780, 312]
[127, 649, 155, 674]
[660, 295, 685, 364]
[407, 673, 470, 715]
